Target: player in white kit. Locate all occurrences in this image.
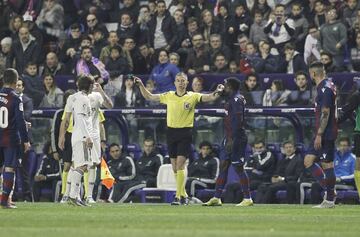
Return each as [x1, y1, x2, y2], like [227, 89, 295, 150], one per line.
[59, 76, 94, 206]
[85, 82, 113, 204]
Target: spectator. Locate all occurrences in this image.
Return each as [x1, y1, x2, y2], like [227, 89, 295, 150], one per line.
[121, 37, 138, 70]
[343, 0, 359, 28]
[22, 14, 44, 50]
[92, 28, 108, 58]
[133, 43, 156, 74]
[118, 0, 140, 23]
[212, 52, 229, 73]
[239, 42, 265, 74]
[32, 141, 61, 202]
[147, 0, 177, 51]
[39, 52, 67, 76]
[169, 52, 180, 66]
[208, 34, 231, 63]
[111, 138, 163, 203]
[180, 17, 200, 51]
[249, 10, 268, 46]
[15, 79, 33, 122]
[189, 0, 215, 20]
[240, 73, 262, 106]
[149, 49, 179, 92]
[232, 4, 253, 45]
[76, 46, 110, 85]
[107, 143, 136, 203]
[263, 79, 291, 106]
[251, 0, 271, 20]
[100, 31, 127, 64]
[85, 13, 108, 38]
[319, 7, 347, 69]
[185, 141, 219, 201]
[22, 62, 44, 108]
[114, 75, 143, 107]
[259, 40, 279, 73]
[264, 4, 295, 53]
[144, 79, 160, 107]
[289, 2, 309, 54]
[185, 33, 211, 75]
[304, 25, 321, 65]
[233, 34, 249, 62]
[229, 60, 239, 73]
[313, 0, 327, 28]
[35, 0, 64, 41]
[137, 5, 152, 45]
[0, 37, 11, 75]
[320, 51, 345, 73]
[191, 76, 204, 92]
[117, 12, 139, 44]
[350, 31, 360, 71]
[200, 9, 223, 44]
[8, 15, 23, 41]
[255, 141, 303, 204]
[279, 42, 307, 74]
[59, 23, 82, 72]
[173, 9, 187, 51]
[39, 74, 64, 108]
[287, 71, 312, 106]
[310, 137, 356, 204]
[217, 3, 236, 48]
[105, 45, 130, 79]
[6, 26, 41, 74]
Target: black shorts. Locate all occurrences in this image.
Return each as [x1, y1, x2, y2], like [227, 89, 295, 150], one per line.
[306, 139, 335, 162]
[354, 132, 360, 157]
[167, 127, 192, 158]
[60, 132, 72, 163]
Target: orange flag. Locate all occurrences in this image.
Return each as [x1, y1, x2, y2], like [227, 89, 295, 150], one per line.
[100, 157, 115, 189]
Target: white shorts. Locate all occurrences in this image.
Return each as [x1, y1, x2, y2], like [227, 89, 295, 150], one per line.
[72, 141, 92, 168]
[91, 137, 101, 165]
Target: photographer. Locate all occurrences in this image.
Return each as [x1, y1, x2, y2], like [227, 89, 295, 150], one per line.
[264, 4, 295, 53]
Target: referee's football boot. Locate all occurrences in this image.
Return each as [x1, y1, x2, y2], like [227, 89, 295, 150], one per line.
[180, 196, 189, 205]
[171, 197, 181, 205]
[202, 197, 222, 206]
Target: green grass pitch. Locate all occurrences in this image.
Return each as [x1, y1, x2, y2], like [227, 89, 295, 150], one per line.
[0, 203, 359, 237]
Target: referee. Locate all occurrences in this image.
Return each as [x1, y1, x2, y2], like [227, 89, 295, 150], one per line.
[135, 72, 223, 205]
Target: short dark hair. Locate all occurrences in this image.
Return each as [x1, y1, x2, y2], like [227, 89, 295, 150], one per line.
[187, 17, 198, 26]
[338, 137, 351, 145]
[309, 61, 325, 70]
[320, 51, 332, 59]
[3, 68, 18, 85]
[246, 73, 258, 81]
[253, 138, 265, 146]
[110, 45, 122, 54]
[224, 77, 240, 91]
[282, 140, 294, 147]
[109, 143, 120, 150]
[199, 141, 212, 149]
[26, 61, 37, 68]
[77, 75, 94, 92]
[70, 23, 81, 30]
[157, 0, 166, 6]
[144, 137, 155, 144]
[81, 45, 92, 54]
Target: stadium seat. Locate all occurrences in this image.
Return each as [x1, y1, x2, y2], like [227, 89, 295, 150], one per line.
[125, 143, 142, 160]
[137, 164, 187, 203]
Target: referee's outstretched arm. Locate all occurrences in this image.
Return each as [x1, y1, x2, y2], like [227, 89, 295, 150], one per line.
[201, 84, 224, 103]
[135, 77, 160, 102]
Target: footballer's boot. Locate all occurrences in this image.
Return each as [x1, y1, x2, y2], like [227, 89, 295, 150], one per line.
[171, 197, 181, 206]
[312, 199, 335, 209]
[67, 197, 85, 207]
[202, 197, 222, 206]
[236, 198, 254, 207]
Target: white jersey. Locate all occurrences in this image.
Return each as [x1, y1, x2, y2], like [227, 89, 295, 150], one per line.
[88, 92, 104, 139]
[65, 92, 93, 144]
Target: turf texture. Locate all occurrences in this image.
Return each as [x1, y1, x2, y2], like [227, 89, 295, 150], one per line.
[0, 203, 359, 237]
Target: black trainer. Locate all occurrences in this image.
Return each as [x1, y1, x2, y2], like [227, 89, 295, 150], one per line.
[171, 197, 180, 205]
[180, 196, 189, 205]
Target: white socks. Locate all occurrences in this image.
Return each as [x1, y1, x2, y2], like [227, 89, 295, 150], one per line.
[88, 167, 96, 199]
[69, 169, 84, 199]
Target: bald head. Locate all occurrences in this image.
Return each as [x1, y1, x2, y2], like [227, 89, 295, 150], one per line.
[46, 52, 58, 68]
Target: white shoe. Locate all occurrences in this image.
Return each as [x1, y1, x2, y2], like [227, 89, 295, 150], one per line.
[86, 197, 96, 204]
[188, 197, 203, 204]
[60, 196, 69, 203]
[312, 199, 335, 208]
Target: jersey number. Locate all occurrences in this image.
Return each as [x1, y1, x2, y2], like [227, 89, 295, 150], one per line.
[0, 107, 8, 128]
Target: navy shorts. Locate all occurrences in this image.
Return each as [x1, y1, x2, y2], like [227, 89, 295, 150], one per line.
[220, 136, 247, 165]
[0, 146, 19, 168]
[306, 139, 335, 162]
[354, 132, 360, 157]
[167, 127, 192, 158]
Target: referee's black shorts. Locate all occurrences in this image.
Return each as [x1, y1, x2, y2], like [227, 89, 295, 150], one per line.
[60, 132, 72, 163]
[167, 127, 192, 158]
[354, 132, 360, 157]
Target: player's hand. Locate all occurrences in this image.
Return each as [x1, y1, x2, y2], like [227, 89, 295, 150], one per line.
[216, 84, 224, 93]
[53, 152, 60, 161]
[35, 175, 46, 182]
[314, 134, 322, 150]
[24, 142, 31, 153]
[86, 137, 93, 149]
[58, 135, 65, 151]
[93, 82, 103, 93]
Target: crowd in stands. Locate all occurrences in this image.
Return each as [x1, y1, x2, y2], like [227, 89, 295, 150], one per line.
[1, 0, 360, 110]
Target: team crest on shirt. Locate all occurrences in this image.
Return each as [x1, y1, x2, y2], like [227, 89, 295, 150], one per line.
[184, 102, 191, 110]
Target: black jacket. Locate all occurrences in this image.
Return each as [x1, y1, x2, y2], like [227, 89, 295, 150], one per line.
[273, 154, 303, 183]
[35, 154, 61, 181]
[105, 56, 131, 78]
[108, 155, 136, 182]
[21, 93, 33, 122]
[22, 74, 45, 108]
[148, 11, 177, 50]
[246, 151, 277, 182]
[114, 87, 144, 107]
[135, 151, 163, 187]
[188, 155, 219, 184]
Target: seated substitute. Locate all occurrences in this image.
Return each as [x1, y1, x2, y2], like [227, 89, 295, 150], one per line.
[185, 141, 219, 201]
[32, 142, 61, 202]
[255, 141, 304, 204]
[111, 138, 163, 203]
